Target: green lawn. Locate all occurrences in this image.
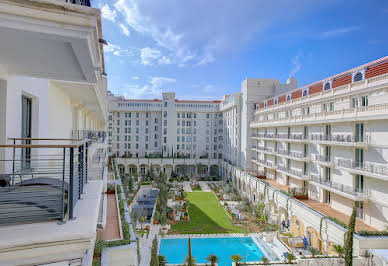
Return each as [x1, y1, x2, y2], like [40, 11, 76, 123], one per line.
[171, 192, 244, 234]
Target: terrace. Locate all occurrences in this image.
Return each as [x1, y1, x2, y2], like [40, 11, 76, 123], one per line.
[300, 200, 376, 232]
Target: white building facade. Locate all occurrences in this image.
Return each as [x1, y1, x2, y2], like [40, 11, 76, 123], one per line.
[108, 79, 297, 174]
[251, 56, 388, 231]
[0, 0, 108, 265]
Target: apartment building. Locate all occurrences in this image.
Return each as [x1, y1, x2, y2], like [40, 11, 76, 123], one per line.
[250, 56, 388, 230]
[108, 79, 297, 176]
[0, 0, 107, 265]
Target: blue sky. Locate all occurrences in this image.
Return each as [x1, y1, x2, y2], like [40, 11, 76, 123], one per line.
[93, 0, 388, 100]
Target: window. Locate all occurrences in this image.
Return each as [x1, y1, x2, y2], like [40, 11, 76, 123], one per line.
[136, 112, 139, 118]
[206, 113, 210, 119]
[355, 201, 364, 219]
[361, 95, 368, 107]
[355, 148, 364, 167]
[164, 111, 167, 117]
[329, 101, 334, 111]
[324, 167, 331, 182]
[145, 120, 148, 126]
[324, 82, 331, 91]
[136, 120, 139, 126]
[177, 113, 180, 118]
[274, 98, 278, 104]
[164, 102, 167, 107]
[355, 175, 364, 193]
[323, 190, 330, 203]
[155, 118, 158, 123]
[302, 88, 309, 97]
[146, 112, 149, 118]
[355, 123, 364, 142]
[286, 94, 291, 101]
[264, 101, 267, 108]
[353, 72, 363, 82]
[164, 120, 167, 126]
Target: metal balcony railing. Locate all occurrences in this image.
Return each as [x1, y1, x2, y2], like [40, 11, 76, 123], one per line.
[277, 165, 307, 179]
[309, 174, 369, 198]
[288, 187, 308, 198]
[72, 130, 106, 143]
[310, 134, 370, 144]
[314, 154, 331, 163]
[0, 138, 91, 225]
[256, 146, 274, 153]
[335, 158, 388, 177]
[64, 0, 91, 7]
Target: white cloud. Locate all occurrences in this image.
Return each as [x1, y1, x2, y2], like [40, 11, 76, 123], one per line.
[101, 4, 117, 22]
[317, 26, 360, 39]
[114, 0, 334, 66]
[104, 43, 134, 57]
[140, 47, 161, 65]
[289, 54, 303, 78]
[119, 24, 130, 36]
[120, 76, 176, 99]
[140, 47, 173, 66]
[202, 84, 217, 93]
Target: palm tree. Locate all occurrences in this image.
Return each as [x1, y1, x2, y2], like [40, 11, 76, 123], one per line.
[206, 254, 219, 266]
[308, 247, 319, 258]
[261, 257, 269, 265]
[333, 244, 344, 257]
[158, 255, 167, 266]
[184, 255, 196, 266]
[230, 254, 243, 266]
[286, 253, 296, 264]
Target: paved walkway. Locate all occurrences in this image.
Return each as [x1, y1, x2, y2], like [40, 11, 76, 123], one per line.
[182, 181, 192, 192]
[97, 193, 121, 241]
[198, 181, 211, 192]
[138, 224, 161, 266]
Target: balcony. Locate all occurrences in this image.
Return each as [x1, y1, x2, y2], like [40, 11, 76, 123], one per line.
[73, 130, 107, 143]
[309, 174, 369, 201]
[255, 146, 276, 155]
[314, 154, 334, 167]
[252, 158, 275, 169]
[62, 0, 91, 6]
[277, 165, 309, 180]
[310, 134, 370, 147]
[252, 133, 277, 140]
[288, 187, 308, 200]
[335, 158, 388, 180]
[277, 149, 310, 162]
[277, 133, 308, 142]
[0, 138, 92, 225]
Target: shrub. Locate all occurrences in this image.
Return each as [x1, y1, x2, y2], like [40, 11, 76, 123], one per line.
[356, 230, 388, 237]
[150, 236, 159, 266]
[286, 252, 296, 264]
[344, 207, 357, 266]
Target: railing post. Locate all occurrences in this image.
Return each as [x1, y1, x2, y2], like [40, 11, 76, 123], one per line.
[12, 139, 15, 185]
[69, 147, 75, 220]
[85, 142, 88, 184]
[58, 148, 66, 224]
[79, 144, 84, 195]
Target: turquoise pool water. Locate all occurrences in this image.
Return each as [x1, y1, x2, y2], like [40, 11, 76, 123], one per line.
[159, 237, 265, 265]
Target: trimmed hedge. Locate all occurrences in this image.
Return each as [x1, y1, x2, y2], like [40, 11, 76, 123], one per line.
[357, 230, 388, 237]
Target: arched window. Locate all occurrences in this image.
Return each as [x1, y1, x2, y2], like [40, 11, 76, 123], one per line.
[324, 82, 331, 91]
[264, 101, 267, 108]
[286, 94, 291, 101]
[274, 98, 278, 104]
[303, 89, 309, 97]
[354, 72, 363, 82]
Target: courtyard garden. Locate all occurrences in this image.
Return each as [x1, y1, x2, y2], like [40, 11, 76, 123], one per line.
[170, 192, 244, 234]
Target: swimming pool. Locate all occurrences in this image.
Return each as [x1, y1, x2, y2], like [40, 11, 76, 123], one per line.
[159, 236, 274, 265]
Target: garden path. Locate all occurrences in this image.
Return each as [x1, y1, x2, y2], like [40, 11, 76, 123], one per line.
[182, 181, 192, 192]
[138, 224, 161, 266]
[198, 181, 211, 192]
